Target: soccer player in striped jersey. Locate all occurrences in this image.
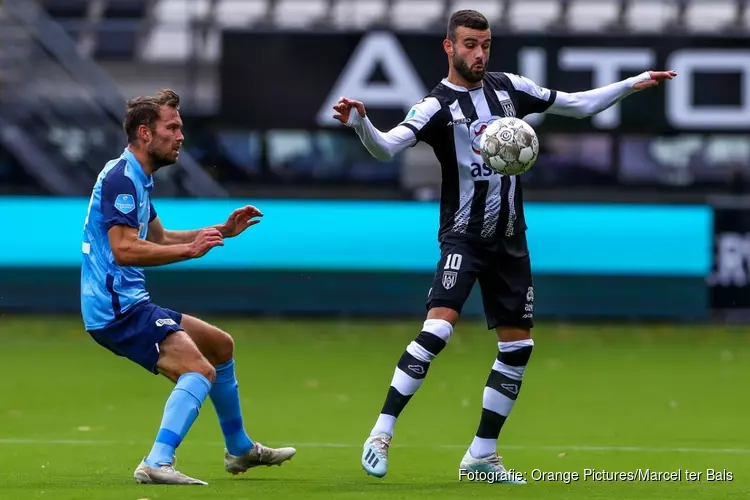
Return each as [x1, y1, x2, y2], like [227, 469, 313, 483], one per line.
[333, 9, 675, 483]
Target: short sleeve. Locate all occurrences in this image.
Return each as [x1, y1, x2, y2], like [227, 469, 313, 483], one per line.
[101, 170, 139, 230]
[502, 73, 557, 117]
[148, 201, 158, 223]
[398, 96, 444, 144]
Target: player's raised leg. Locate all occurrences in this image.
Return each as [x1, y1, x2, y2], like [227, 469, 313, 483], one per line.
[134, 329, 216, 485]
[179, 314, 296, 474]
[362, 239, 477, 478]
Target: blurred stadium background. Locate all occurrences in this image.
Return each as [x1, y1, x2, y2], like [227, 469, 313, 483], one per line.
[2, 1, 750, 498]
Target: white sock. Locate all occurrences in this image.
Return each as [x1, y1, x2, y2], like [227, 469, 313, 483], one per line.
[469, 437, 497, 459]
[371, 414, 397, 437]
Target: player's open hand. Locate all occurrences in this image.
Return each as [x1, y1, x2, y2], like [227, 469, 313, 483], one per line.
[189, 228, 224, 258]
[333, 97, 366, 124]
[220, 205, 263, 238]
[633, 70, 677, 91]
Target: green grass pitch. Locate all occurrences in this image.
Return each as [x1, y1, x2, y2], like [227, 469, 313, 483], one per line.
[0, 315, 748, 499]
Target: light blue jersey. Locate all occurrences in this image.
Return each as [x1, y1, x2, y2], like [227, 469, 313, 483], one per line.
[81, 148, 158, 330]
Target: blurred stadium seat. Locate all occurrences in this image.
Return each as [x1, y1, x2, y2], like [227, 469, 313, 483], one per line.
[95, 20, 140, 59]
[683, 0, 739, 32]
[331, 0, 388, 29]
[104, 0, 148, 19]
[272, 0, 328, 28]
[153, 0, 212, 23]
[448, 0, 503, 25]
[390, 0, 445, 30]
[40, 0, 90, 19]
[506, 0, 562, 32]
[214, 0, 269, 28]
[141, 0, 212, 61]
[623, 0, 679, 32]
[566, 0, 621, 32]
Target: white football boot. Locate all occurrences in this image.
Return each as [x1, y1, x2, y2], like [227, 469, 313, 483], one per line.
[224, 442, 296, 475]
[361, 433, 390, 478]
[459, 449, 527, 484]
[133, 456, 207, 485]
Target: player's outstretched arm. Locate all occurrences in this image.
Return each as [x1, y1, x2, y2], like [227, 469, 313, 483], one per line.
[148, 205, 263, 245]
[546, 70, 677, 118]
[333, 97, 417, 161]
[110, 225, 223, 267]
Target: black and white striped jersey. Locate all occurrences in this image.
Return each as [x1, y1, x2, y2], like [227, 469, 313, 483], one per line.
[347, 69, 650, 241]
[399, 72, 555, 241]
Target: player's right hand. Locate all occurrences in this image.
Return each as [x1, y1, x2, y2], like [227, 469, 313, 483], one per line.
[189, 228, 224, 258]
[332, 97, 365, 124]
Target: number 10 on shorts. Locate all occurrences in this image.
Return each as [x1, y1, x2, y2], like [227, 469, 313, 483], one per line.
[442, 253, 462, 290]
[445, 253, 463, 271]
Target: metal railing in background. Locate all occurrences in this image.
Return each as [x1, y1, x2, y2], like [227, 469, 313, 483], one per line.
[0, 0, 228, 197]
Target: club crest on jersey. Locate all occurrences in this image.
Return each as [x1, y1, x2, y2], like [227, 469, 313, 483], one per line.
[442, 270, 458, 289]
[501, 99, 517, 117]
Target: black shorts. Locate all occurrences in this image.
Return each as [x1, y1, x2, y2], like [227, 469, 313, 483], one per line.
[426, 231, 534, 330]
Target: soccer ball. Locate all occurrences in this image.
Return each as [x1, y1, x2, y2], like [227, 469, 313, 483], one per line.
[479, 117, 539, 176]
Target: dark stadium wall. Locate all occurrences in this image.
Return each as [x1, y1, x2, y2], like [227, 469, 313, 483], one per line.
[0, 197, 716, 320]
[1, 268, 706, 321]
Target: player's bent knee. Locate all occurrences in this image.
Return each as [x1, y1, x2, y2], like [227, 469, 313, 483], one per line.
[200, 328, 233, 366]
[157, 331, 217, 383]
[496, 327, 531, 342]
[420, 318, 453, 346]
[213, 331, 234, 365]
[426, 307, 459, 326]
[195, 360, 216, 384]
[178, 356, 216, 383]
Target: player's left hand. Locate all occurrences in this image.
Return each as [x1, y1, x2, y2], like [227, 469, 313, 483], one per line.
[220, 205, 263, 238]
[633, 70, 677, 91]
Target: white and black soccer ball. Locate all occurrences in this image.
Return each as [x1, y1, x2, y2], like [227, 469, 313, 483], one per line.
[479, 117, 539, 176]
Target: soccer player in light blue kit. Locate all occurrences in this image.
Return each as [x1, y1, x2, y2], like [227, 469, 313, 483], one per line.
[81, 89, 295, 485]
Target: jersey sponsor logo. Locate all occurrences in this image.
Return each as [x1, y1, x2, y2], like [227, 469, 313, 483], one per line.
[155, 318, 177, 327]
[114, 194, 136, 214]
[470, 162, 499, 178]
[470, 117, 501, 155]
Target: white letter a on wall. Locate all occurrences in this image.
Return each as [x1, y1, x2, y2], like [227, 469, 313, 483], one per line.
[316, 32, 427, 126]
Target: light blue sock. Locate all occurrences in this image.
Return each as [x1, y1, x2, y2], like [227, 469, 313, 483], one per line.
[210, 359, 254, 456]
[145, 372, 212, 468]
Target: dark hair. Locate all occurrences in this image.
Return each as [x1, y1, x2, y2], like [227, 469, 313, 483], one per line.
[447, 10, 490, 41]
[123, 89, 180, 143]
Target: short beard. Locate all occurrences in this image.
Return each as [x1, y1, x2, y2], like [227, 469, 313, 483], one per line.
[147, 146, 176, 170]
[453, 55, 485, 83]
